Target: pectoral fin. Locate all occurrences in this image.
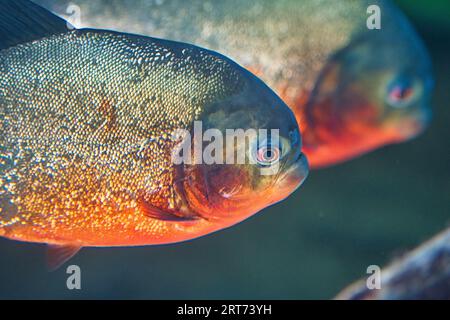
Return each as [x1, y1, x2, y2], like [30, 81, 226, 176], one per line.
[138, 197, 198, 222]
[46, 244, 82, 271]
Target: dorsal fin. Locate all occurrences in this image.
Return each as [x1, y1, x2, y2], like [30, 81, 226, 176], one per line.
[0, 0, 72, 50]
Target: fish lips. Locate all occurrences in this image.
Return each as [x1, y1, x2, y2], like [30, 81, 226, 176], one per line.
[282, 152, 309, 187]
[268, 151, 309, 205]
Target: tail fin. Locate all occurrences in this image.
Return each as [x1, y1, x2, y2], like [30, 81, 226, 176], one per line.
[0, 0, 72, 50]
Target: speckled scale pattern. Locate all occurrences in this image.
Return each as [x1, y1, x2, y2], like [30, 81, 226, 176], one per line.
[0, 29, 246, 244]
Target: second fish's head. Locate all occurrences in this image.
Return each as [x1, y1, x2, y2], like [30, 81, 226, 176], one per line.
[304, 4, 433, 168]
[174, 69, 308, 224]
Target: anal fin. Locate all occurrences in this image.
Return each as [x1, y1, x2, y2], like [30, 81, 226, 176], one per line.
[46, 244, 82, 271]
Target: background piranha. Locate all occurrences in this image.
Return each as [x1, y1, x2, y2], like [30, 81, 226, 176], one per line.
[0, 0, 308, 268]
[36, 0, 434, 168]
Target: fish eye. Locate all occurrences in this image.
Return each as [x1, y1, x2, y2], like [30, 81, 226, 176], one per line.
[250, 136, 291, 167]
[386, 77, 422, 108]
[256, 144, 281, 166]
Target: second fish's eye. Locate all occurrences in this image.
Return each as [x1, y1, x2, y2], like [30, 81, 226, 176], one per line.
[256, 143, 281, 166]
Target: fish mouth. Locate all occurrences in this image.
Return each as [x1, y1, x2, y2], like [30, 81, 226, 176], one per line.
[397, 110, 430, 139]
[172, 150, 309, 221]
[381, 107, 431, 142]
[394, 119, 426, 141]
[271, 152, 309, 204]
[284, 152, 309, 188]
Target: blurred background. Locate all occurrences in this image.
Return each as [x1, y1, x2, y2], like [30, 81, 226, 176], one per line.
[0, 0, 449, 299]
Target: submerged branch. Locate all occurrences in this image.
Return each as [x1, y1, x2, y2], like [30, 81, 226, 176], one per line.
[336, 227, 450, 300]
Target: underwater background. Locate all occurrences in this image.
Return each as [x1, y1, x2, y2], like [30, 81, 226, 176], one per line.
[0, 0, 449, 299]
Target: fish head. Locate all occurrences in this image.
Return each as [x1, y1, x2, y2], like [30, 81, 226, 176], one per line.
[176, 75, 308, 223]
[305, 10, 433, 167]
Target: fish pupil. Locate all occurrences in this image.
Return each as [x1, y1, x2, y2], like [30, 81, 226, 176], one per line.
[257, 146, 280, 164]
[391, 85, 413, 101]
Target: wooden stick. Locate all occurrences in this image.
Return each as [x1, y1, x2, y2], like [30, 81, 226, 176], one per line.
[336, 227, 450, 300]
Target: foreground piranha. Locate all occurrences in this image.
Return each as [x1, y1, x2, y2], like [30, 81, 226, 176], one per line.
[40, 0, 434, 168]
[0, 0, 308, 267]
